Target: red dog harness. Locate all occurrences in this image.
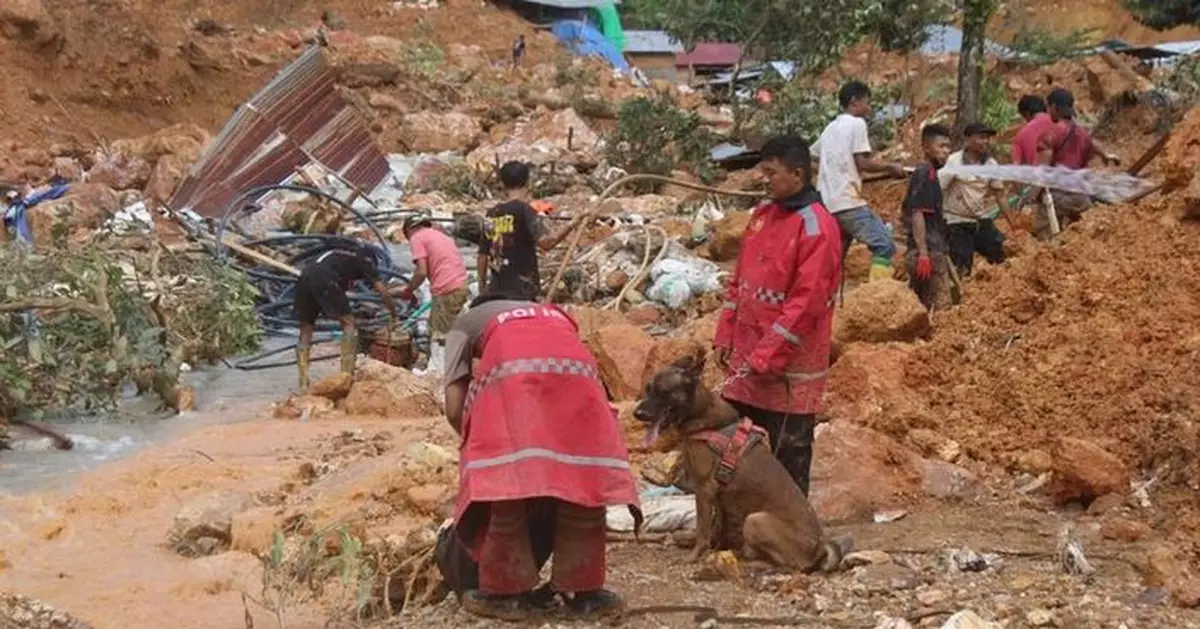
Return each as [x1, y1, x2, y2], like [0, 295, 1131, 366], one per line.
[688, 418, 770, 485]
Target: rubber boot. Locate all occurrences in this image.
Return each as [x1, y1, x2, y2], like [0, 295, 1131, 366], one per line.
[566, 590, 624, 618]
[340, 329, 358, 375]
[296, 345, 312, 390]
[867, 257, 894, 282]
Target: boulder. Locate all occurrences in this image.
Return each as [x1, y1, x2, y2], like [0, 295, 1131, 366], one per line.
[50, 157, 83, 182]
[706, 211, 750, 262]
[0, 0, 61, 48]
[143, 154, 187, 203]
[110, 123, 210, 164]
[273, 394, 335, 420]
[24, 183, 121, 246]
[405, 483, 454, 516]
[1099, 517, 1151, 542]
[940, 610, 1001, 629]
[824, 342, 921, 428]
[465, 108, 601, 171]
[1048, 437, 1130, 506]
[87, 150, 153, 191]
[0, 591, 92, 629]
[810, 422, 924, 523]
[230, 506, 279, 555]
[168, 493, 251, 557]
[1142, 545, 1193, 589]
[399, 112, 482, 153]
[835, 280, 930, 346]
[308, 372, 353, 401]
[342, 357, 439, 418]
[625, 304, 664, 326]
[584, 324, 654, 401]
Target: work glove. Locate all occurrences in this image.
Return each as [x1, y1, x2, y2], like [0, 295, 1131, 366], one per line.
[915, 255, 933, 281]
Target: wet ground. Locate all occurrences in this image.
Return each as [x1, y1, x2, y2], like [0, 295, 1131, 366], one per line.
[1, 396, 1195, 629]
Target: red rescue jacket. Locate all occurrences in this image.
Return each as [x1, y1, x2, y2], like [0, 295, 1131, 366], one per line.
[453, 304, 641, 530]
[714, 188, 842, 414]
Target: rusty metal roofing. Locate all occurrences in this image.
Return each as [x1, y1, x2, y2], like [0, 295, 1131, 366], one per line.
[168, 46, 390, 218]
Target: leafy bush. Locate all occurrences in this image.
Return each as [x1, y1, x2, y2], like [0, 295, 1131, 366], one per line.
[0, 242, 261, 418]
[605, 95, 717, 188]
[1008, 26, 1099, 64]
[980, 74, 1019, 131]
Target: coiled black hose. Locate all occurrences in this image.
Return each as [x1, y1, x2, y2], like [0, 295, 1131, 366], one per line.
[205, 185, 433, 370]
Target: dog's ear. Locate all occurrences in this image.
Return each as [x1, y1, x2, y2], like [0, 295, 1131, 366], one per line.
[669, 354, 697, 372]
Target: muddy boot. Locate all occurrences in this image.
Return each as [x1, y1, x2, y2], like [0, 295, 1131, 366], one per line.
[296, 345, 312, 390]
[529, 584, 562, 612]
[868, 257, 894, 282]
[566, 589, 624, 618]
[461, 590, 533, 622]
[339, 329, 358, 375]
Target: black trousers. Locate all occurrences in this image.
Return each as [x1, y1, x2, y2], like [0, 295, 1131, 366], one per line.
[945, 219, 1005, 276]
[725, 399, 815, 496]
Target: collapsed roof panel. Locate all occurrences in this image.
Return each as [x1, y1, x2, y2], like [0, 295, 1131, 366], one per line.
[168, 46, 390, 219]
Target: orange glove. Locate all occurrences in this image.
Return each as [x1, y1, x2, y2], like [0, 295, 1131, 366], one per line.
[531, 200, 555, 215]
[915, 255, 933, 281]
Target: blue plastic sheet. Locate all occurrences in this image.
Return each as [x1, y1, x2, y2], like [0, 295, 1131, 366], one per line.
[2, 184, 71, 245]
[550, 20, 629, 72]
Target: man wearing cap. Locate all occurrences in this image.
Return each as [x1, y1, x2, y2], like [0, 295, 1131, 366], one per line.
[1029, 88, 1121, 238]
[398, 214, 469, 375]
[939, 122, 1018, 276]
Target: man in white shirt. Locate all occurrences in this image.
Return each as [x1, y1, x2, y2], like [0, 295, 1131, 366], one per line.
[938, 122, 1018, 276]
[812, 81, 907, 282]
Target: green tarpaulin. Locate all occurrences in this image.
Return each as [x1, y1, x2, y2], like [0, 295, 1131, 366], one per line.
[592, 1, 625, 52]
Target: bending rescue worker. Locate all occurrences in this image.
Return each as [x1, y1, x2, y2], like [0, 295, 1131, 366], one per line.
[715, 135, 843, 496]
[440, 292, 641, 621]
[294, 243, 398, 389]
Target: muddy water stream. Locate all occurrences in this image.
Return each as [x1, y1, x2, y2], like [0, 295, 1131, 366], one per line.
[0, 339, 342, 494]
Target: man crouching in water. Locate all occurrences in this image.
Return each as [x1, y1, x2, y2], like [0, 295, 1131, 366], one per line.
[441, 291, 641, 621]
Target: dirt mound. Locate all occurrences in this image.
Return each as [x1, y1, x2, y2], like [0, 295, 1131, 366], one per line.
[1162, 106, 1200, 218]
[835, 279, 930, 346]
[890, 202, 1200, 529]
[343, 358, 440, 418]
[0, 590, 92, 629]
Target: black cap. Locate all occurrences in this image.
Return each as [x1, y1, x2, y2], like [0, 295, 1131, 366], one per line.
[962, 122, 997, 137]
[1047, 88, 1075, 119]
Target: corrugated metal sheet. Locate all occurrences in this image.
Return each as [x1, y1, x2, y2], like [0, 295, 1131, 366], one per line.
[168, 46, 390, 218]
[624, 30, 683, 54]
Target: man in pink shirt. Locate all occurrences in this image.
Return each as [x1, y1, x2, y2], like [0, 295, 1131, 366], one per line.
[398, 214, 469, 372]
[1011, 94, 1049, 165]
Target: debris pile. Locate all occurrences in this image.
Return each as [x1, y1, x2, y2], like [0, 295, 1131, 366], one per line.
[275, 358, 440, 420]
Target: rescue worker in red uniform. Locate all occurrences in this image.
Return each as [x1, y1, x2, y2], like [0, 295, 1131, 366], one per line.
[714, 135, 843, 496]
[441, 292, 641, 621]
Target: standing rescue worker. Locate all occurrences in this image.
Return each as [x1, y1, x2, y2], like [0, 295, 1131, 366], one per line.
[478, 161, 583, 302]
[441, 292, 640, 621]
[902, 124, 954, 311]
[713, 135, 843, 496]
[1030, 88, 1121, 237]
[397, 214, 469, 375]
[939, 122, 1018, 276]
[294, 243, 398, 389]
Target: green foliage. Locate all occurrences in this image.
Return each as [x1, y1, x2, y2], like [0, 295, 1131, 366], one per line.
[251, 526, 377, 627]
[979, 74, 1019, 131]
[753, 83, 840, 142]
[1123, 0, 1200, 31]
[1008, 26, 1099, 64]
[644, 0, 931, 77]
[1160, 53, 1200, 104]
[0, 243, 261, 418]
[874, 0, 953, 52]
[605, 95, 718, 187]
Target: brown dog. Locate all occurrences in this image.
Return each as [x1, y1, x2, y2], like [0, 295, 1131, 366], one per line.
[633, 353, 846, 572]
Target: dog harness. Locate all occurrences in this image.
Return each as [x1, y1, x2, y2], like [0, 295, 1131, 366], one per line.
[689, 418, 770, 485]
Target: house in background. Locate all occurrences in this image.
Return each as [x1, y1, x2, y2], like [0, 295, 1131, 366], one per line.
[675, 43, 746, 80]
[623, 30, 684, 82]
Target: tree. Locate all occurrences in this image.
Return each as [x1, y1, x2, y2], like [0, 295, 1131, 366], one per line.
[955, 0, 1001, 134]
[1123, 0, 1200, 30]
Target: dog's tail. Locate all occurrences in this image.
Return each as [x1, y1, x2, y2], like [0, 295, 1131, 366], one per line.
[818, 535, 854, 573]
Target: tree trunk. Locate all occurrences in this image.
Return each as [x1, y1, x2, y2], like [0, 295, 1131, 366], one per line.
[955, 0, 995, 137]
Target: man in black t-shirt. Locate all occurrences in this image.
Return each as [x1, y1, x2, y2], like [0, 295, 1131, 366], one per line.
[294, 243, 398, 389]
[902, 123, 954, 312]
[477, 161, 583, 302]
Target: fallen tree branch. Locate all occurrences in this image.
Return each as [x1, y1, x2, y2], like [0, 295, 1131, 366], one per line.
[5, 418, 74, 450]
